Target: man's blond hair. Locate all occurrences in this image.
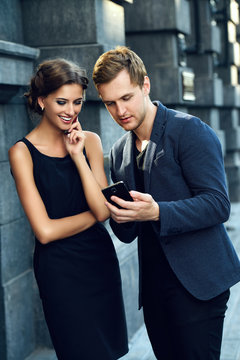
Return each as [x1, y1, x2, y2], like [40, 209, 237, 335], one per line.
[92, 46, 147, 89]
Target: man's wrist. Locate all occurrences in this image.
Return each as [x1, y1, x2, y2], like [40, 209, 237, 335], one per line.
[152, 202, 160, 221]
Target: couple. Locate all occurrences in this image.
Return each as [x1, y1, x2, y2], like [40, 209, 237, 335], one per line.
[9, 46, 240, 360]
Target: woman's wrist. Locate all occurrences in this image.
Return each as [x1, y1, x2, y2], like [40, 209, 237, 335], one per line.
[70, 151, 85, 163]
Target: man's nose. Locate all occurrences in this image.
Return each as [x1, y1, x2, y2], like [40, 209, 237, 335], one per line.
[116, 103, 126, 117]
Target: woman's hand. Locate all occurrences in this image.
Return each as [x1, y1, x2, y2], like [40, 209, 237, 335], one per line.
[63, 119, 86, 157]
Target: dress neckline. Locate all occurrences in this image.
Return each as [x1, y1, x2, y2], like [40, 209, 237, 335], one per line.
[23, 137, 70, 160]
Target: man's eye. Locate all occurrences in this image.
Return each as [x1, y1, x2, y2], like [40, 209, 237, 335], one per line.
[123, 96, 131, 101]
[105, 102, 114, 106]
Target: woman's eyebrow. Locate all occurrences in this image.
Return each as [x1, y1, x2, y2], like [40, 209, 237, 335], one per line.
[55, 97, 83, 100]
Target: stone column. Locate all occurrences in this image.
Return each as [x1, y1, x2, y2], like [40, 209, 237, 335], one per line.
[187, 0, 223, 106]
[215, 0, 240, 201]
[0, 10, 39, 360]
[123, 0, 194, 105]
[185, 0, 225, 150]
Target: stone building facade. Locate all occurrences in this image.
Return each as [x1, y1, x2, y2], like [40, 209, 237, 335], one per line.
[0, 0, 240, 359]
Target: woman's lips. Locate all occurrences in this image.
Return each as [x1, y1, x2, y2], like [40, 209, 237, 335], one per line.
[59, 116, 72, 124]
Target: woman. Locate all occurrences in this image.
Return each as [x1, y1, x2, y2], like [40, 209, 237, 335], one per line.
[8, 58, 128, 360]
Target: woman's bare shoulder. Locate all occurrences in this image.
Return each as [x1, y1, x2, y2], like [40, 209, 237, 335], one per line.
[84, 131, 102, 152]
[84, 130, 101, 142]
[83, 132, 103, 163]
[8, 140, 32, 173]
[9, 140, 29, 158]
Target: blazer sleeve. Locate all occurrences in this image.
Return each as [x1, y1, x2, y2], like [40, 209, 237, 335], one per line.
[155, 117, 231, 237]
[109, 148, 138, 243]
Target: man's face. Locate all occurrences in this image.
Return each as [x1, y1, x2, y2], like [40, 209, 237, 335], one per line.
[98, 69, 150, 132]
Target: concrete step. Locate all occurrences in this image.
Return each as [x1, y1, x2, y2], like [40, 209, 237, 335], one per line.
[120, 324, 155, 360]
[220, 280, 240, 360]
[220, 203, 240, 360]
[25, 348, 57, 360]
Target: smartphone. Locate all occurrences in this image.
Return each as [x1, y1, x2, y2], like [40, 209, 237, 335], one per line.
[102, 181, 133, 209]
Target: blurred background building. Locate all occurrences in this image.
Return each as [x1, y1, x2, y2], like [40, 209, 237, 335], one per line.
[1, 0, 240, 359]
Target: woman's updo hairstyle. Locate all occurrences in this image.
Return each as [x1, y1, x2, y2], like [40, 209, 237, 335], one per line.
[25, 58, 89, 115]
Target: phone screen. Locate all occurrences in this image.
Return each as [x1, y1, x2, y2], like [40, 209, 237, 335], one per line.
[102, 181, 133, 208]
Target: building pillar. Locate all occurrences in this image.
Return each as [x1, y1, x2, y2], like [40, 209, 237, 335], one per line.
[123, 0, 194, 105]
[0, 4, 39, 358]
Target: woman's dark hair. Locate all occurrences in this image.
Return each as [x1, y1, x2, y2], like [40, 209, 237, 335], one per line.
[25, 58, 89, 114]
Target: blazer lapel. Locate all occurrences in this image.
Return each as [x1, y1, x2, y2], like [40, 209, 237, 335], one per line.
[144, 101, 167, 192]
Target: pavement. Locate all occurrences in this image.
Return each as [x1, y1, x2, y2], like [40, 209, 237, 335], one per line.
[25, 203, 240, 360]
[220, 202, 240, 360]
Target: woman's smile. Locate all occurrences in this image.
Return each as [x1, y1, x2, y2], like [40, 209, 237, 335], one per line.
[59, 115, 74, 124]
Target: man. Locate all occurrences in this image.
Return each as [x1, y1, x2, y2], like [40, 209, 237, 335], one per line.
[92, 46, 240, 359]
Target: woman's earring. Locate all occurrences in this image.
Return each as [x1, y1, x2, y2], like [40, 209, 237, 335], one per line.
[41, 106, 44, 111]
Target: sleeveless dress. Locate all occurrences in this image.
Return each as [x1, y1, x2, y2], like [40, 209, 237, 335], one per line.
[19, 137, 128, 360]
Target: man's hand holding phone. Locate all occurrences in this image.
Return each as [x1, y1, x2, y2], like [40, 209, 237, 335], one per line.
[102, 181, 133, 209]
[102, 181, 159, 223]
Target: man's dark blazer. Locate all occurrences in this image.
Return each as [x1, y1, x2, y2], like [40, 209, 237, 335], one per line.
[109, 101, 240, 304]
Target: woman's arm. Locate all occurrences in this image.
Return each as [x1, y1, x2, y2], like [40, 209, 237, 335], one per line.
[64, 121, 110, 222]
[8, 142, 97, 245]
[68, 130, 110, 222]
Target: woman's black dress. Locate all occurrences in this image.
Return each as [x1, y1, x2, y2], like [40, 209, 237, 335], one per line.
[20, 137, 128, 360]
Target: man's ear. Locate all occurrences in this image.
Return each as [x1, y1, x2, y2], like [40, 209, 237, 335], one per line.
[143, 76, 150, 95]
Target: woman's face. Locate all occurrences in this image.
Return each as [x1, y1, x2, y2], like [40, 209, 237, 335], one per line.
[38, 83, 84, 131]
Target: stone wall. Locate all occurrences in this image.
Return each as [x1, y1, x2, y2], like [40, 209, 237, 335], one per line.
[0, 1, 40, 359]
[1, 0, 240, 359]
